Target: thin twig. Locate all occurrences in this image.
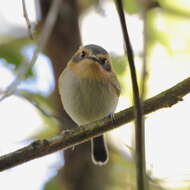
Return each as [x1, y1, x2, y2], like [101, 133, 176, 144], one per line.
[140, 3, 149, 189]
[0, 0, 62, 102]
[114, 0, 145, 190]
[141, 12, 148, 99]
[0, 76, 190, 171]
[22, 0, 33, 40]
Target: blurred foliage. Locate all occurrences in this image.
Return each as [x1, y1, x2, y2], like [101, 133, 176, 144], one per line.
[147, 9, 171, 51]
[1, 0, 190, 189]
[44, 176, 63, 190]
[0, 45, 22, 68]
[79, 0, 140, 14]
[147, 8, 190, 54]
[79, 0, 100, 11]
[19, 90, 60, 139]
[36, 115, 59, 138]
[0, 36, 34, 77]
[123, 0, 140, 14]
[158, 0, 190, 17]
[44, 148, 137, 190]
[112, 55, 127, 75]
[112, 55, 133, 100]
[109, 150, 137, 190]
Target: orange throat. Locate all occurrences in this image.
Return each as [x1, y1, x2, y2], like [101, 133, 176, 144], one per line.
[68, 60, 110, 81]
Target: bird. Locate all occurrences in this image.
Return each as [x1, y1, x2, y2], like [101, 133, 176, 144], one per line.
[58, 44, 120, 165]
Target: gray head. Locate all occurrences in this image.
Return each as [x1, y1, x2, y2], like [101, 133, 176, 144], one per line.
[83, 44, 108, 55]
[71, 44, 111, 72]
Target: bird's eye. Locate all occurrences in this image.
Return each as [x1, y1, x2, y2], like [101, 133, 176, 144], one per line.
[100, 58, 111, 72]
[100, 58, 107, 65]
[80, 50, 86, 59]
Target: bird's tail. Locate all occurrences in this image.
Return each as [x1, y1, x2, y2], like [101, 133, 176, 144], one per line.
[91, 135, 108, 166]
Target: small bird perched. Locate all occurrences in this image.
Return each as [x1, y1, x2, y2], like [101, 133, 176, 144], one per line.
[58, 44, 120, 165]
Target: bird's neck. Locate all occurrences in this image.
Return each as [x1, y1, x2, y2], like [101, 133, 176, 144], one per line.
[68, 61, 110, 81]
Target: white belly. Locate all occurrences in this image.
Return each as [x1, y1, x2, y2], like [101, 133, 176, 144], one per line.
[59, 69, 118, 125]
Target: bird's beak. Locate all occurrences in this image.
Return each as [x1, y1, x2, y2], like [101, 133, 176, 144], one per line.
[86, 55, 102, 65]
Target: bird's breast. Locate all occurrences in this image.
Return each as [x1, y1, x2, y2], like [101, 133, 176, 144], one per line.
[58, 69, 118, 125]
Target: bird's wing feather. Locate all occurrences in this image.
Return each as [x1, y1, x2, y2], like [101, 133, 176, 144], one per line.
[109, 73, 121, 97]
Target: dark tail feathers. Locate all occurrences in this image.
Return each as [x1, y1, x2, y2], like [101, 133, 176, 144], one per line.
[91, 135, 108, 165]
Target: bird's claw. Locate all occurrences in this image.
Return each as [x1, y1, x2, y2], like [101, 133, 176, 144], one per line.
[61, 129, 76, 150]
[108, 113, 116, 126]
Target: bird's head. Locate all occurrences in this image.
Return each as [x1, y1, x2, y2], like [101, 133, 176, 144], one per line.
[68, 44, 113, 80]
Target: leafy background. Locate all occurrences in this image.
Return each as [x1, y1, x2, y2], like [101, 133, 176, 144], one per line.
[0, 0, 190, 189]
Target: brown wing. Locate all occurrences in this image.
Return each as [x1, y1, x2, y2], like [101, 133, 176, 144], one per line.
[109, 72, 121, 97]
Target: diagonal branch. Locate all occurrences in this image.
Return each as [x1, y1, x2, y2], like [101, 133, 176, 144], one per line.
[0, 77, 190, 171]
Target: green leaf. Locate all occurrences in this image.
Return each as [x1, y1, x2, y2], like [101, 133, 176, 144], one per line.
[124, 0, 140, 14]
[0, 36, 33, 77]
[44, 177, 62, 190]
[0, 46, 23, 68]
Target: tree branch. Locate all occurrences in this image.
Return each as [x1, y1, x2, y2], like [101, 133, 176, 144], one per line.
[0, 77, 190, 171]
[22, 0, 33, 40]
[114, 1, 145, 189]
